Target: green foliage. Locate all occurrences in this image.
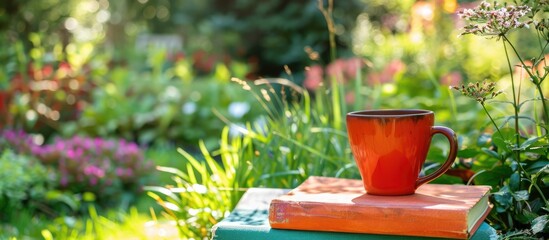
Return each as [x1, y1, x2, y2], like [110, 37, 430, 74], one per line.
[62, 50, 261, 147]
[2, 206, 159, 240]
[146, 127, 253, 239]
[41, 206, 160, 240]
[0, 149, 54, 219]
[453, 1, 549, 237]
[240, 78, 360, 186]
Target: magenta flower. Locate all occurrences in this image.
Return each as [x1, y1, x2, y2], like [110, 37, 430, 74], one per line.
[1, 131, 153, 202]
[84, 165, 105, 178]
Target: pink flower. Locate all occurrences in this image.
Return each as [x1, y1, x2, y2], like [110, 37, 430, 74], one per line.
[304, 65, 324, 90]
[384, 60, 406, 78]
[116, 168, 125, 177]
[326, 59, 347, 81]
[84, 165, 105, 178]
[344, 58, 363, 79]
[367, 72, 381, 85]
[440, 72, 463, 86]
[368, 59, 406, 85]
[345, 92, 355, 104]
[89, 178, 98, 186]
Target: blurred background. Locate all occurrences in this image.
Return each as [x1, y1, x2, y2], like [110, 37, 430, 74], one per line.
[1, 0, 543, 238]
[0, 0, 512, 147]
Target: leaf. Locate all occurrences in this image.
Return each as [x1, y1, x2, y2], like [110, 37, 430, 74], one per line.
[542, 175, 549, 187]
[493, 187, 513, 212]
[474, 165, 513, 187]
[45, 190, 79, 211]
[510, 172, 520, 191]
[143, 186, 181, 203]
[156, 166, 187, 180]
[513, 190, 529, 201]
[531, 215, 549, 234]
[41, 229, 54, 240]
[272, 132, 341, 164]
[481, 148, 501, 159]
[526, 160, 549, 174]
[477, 133, 491, 147]
[515, 208, 539, 224]
[531, 164, 549, 186]
[457, 148, 480, 158]
[492, 128, 515, 153]
[520, 136, 543, 149]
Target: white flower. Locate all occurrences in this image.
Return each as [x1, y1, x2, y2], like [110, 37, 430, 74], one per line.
[182, 102, 197, 115]
[228, 102, 250, 119]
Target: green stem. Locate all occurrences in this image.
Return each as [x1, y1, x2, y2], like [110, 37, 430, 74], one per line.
[327, 0, 336, 62]
[482, 103, 502, 137]
[502, 39, 521, 164]
[533, 183, 549, 207]
[331, 75, 342, 130]
[353, 64, 363, 111]
[448, 87, 458, 127]
[535, 83, 548, 127]
[317, 0, 337, 62]
[503, 35, 549, 125]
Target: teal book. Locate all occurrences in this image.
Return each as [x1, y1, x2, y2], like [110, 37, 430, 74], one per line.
[211, 188, 498, 240]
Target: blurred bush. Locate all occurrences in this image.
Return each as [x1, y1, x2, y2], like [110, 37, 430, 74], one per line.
[1, 0, 366, 79]
[0, 32, 264, 147]
[59, 48, 263, 147]
[0, 149, 54, 218]
[0, 129, 154, 210]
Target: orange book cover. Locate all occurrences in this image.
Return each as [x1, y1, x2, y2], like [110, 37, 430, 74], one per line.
[269, 176, 492, 239]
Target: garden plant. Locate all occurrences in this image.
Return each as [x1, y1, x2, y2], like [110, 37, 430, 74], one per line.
[453, 0, 549, 237]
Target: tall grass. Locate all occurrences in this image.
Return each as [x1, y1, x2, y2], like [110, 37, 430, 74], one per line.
[146, 74, 360, 238]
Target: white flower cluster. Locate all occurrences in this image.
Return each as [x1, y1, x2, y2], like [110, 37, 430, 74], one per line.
[458, 1, 533, 38]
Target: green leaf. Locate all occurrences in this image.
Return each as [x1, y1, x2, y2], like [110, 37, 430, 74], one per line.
[493, 187, 513, 212]
[520, 136, 543, 149]
[481, 148, 501, 159]
[492, 128, 515, 153]
[515, 209, 539, 224]
[474, 165, 512, 187]
[526, 160, 549, 174]
[144, 186, 181, 203]
[45, 190, 79, 211]
[510, 172, 520, 191]
[531, 215, 549, 234]
[457, 148, 480, 158]
[82, 192, 96, 202]
[477, 134, 491, 147]
[41, 229, 54, 240]
[531, 164, 549, 186]
[513, 190, 529, 201]
[542, 175, 549, 187]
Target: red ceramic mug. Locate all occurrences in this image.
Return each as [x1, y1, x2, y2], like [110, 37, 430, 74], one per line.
[346, 109, 457, 196]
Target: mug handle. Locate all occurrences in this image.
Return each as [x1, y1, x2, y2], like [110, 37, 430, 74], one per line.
[416, 126, 458, 188]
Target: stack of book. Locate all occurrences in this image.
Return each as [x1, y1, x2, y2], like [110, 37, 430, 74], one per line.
[212, 176, 495, 240]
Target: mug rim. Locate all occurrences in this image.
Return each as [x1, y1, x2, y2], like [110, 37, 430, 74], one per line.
[347, 109, 433, 117]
